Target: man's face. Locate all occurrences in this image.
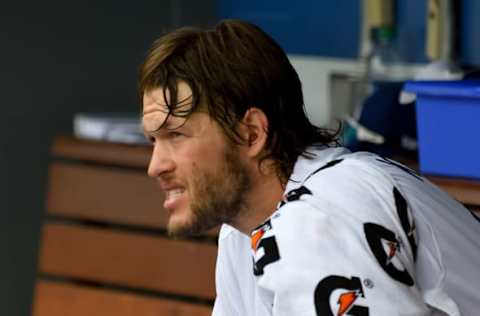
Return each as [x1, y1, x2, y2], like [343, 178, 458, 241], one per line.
[143, 82, 251, 236]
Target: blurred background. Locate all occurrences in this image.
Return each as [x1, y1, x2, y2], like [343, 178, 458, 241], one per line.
[0, 1, 216, 315]
[2, 0, 479, 315]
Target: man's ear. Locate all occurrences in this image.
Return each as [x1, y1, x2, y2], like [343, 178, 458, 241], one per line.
[239, 107, 269, 158]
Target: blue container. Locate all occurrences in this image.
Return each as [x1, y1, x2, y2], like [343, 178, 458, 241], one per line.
[404, 80, 480, 179]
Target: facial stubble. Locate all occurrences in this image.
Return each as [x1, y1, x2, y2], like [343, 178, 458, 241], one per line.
[167, 144, 251, 237]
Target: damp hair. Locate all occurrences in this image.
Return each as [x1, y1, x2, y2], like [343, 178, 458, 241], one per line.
[139, 19, 339, 182]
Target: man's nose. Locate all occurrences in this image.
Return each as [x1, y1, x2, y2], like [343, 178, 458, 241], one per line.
[147, 144, 175, 177]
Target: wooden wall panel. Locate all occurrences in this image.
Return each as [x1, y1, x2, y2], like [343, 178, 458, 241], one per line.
[47, 162, 167, 228]
[52, 136, 151, 168]
[33, 280, 212, 316]
[38, 223, 217, 300]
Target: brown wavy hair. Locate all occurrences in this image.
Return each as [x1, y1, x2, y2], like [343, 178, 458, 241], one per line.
[139, 19, 338, 182]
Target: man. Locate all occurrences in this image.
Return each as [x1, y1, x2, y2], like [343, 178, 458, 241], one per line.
[140, 20, 480, 315]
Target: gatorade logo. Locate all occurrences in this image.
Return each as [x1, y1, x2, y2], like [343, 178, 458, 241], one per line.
[364, 222, 414, 286]
[363, 187, 416, 286]
[314, 275, 369, 316]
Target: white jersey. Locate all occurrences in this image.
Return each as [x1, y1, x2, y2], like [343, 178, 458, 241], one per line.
[212, 147, 480, 316]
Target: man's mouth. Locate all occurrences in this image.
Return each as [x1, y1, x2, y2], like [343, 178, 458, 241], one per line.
[164, 188, 186, 209]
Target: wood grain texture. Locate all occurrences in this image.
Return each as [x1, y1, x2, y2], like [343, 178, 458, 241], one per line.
[38, 223, 217, 300]
[47, 162, 168, 229]
[52, 135, 151, 168]
[33, 280, 212, 316]
[429, 176, 480, 206]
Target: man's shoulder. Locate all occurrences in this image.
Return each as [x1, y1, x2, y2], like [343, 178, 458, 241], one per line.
[303, 151, 398, 182]
[272, 152, 421, 235]
[296, 151, 427, 201]
[292, 153, 395, 203]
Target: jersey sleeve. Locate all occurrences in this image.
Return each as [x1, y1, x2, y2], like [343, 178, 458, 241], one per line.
[251, 178, 432, 315]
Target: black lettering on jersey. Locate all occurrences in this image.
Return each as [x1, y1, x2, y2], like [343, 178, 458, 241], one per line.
[314, 275, 369, 316]
[252, 218, 273, 233]
[252, 219, 279, 276]
[393, 187, 417, 261]
[364, 223, 414, 286]
[279, 186, 312, 207]
[376, 157, 423, 181]
[253, 236, 280, 276]
[305, 159, 344, 182]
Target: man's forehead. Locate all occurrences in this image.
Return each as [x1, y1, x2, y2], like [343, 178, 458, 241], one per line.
[142, 81, 197, 132]
[143, 89, 170, 114]
[142, 111, 166, 132]
[143, 81, 193, 111]
[142, 106, 191, 133]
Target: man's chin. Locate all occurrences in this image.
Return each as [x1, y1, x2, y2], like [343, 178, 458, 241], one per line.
[166, 217, 203, 238]
[167, 220, 192, 238]
[166, 215, 220, 238]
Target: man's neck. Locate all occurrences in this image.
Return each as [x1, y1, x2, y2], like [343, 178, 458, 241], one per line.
[231, 169, 285, 235]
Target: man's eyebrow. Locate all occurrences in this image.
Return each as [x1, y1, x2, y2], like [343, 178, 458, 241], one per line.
[143, 117, 183, 134]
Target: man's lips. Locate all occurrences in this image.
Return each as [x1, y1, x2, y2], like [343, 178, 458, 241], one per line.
[163, 187, 186, 209]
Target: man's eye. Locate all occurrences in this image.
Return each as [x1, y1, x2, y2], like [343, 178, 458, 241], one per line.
[168, 131, 183, 139]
